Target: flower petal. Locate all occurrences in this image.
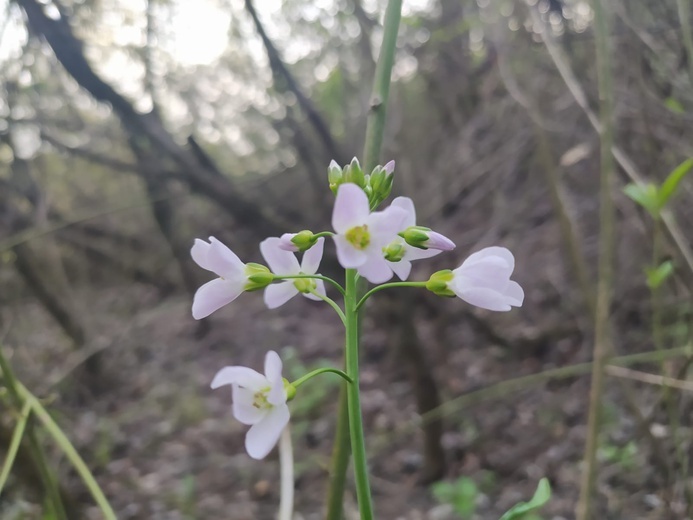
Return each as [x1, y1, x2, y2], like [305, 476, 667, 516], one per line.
[453, 286, 512, 312]
[332, 183, 370, 233]
[245, 404, 290, 460]
[300, 237, 324, 274]
[303, 279, 326, 301]
[207, 237, 246, 280]
[263, 282, 299, 309]
[504, 281, 524, 307]
[211, 366, 266, 390]
[192, 278, 243, 319]
[265, 351, 286, 406]
[358, 254, 394, 284]
[388, 259, 412, 281]
[463, 246, 514, 272]
[260, 237, 301, 275]
[390, 197, 417, 229]
[454, 256, 512, 293]
[367, 206, 408, 244]
[191, 239, 213, 271]
[425, 231, 456, 251]
[403, 245, 440, 262]
[232, 385, 266, 425]
[333, 234, 367, 268]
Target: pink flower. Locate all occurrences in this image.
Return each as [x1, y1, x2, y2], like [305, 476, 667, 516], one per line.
[332, 183, 406, 283]
[450, 247, 524, 311]
[211, 351, 290, 460]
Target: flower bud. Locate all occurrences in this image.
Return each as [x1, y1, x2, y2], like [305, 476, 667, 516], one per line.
[425, 269, 456, 297]
[244, 263, 274, 291]
[343, 157, 366, 188]
[328, 159, 344, 194]
[382, 241, 406, 262]
[399, 226, 455, 251]
[279, 230, 317, 252]
[368, 160, 395, 207]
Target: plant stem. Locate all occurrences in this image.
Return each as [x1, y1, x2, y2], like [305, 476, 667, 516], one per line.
[278, 426, 294, 520]
[17, 381, 117, 520]
[308, 289, 347, 324]
[344, 268, 374, 519]
[292, 367, 353, 388]
[324, 1, 403, 517]
[0, 400, 31, 496]
[356, 281, 426, 311]
[362, 0, 403, 174]
[0, 348, 68, 520]
[576, 0, 615, 516]
[324, 383, 350, 520]
[273, 274, 346, 297]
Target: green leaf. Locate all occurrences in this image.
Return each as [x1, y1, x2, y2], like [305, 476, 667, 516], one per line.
[658, 159, 693, 209]
[646, 260, 674, 289]
[623, 183, 660, 217]
[499, 478, 551, 520]
[664, 97, 685, 114]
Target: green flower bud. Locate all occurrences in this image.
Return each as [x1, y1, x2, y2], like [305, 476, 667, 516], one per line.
[244, 263, 274, 291]
[399, 226, 432, 250]
[344, 157, 366, 188]
[328, 160, 344, 194]
[425, 269, 456, 298]
[289, 230, 317, 252]
[382, 241, 406, 262]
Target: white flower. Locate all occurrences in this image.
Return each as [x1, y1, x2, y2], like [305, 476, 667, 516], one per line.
[383, 197, 454, 281]
[260, 237, 327, 309]
[450, 247, 524, 311]
[191, 237, 247, 319]
[332, 183, 406, 283]
[211, 351, 290, 460]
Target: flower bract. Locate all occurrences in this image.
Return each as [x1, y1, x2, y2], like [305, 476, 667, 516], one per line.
[211, 350, 290, 460]
[260, 237, 326, 309]
[449, 246, 524, 311]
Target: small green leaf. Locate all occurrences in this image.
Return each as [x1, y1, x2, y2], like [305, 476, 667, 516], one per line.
[658, 159, 693, 209]
[499, 478, 551, 520]
[664, 97, 685, 114]
[623, 183, 660, 217]
[646, 260, 674, 289]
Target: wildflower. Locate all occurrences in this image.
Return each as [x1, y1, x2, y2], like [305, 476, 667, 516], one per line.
[211, 351, 291, 460]
[277, 230, 318, 253]
[332, 183, 407, 283]
[383, 197, 455, 280]
[191, 237, 271, 319]
[427, 247, 524, 311]
[452, 247, 524, 311]
[260, 237, 327, 309]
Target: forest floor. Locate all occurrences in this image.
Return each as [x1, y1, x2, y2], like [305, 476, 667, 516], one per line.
[3, 281, 684, 520]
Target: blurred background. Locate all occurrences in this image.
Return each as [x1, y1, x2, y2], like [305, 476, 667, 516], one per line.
[1, 0, 693, 518]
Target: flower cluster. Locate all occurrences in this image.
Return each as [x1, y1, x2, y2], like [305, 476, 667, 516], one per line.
[193, 159, 523, 459]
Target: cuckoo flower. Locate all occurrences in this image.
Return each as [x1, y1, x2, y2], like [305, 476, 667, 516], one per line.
[332, 183, 406, 283]
[449, 247, 524, 311]
[382, 197, 455, 280]
[191, 237, 249, 319]
[260, 237, 326, 309]
[211, 351, 290, 460]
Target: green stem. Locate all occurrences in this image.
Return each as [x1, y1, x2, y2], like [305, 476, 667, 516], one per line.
[308, 289, 347, 325]
[325, 1, 403, 517]
[292, 367, 352, 388]
[324, 383, 350, 520]
[0, 348, 68, 520]
[17, 382, 117, 520]
[345, 268, 374, 519]
[576, 0, 615, 517]
[274, 274, 346, 297]
[362, 0, 403, 175]
[356, 281, 426, 311]
[0, 400, 31, 496]
[313, 231, 335, 239]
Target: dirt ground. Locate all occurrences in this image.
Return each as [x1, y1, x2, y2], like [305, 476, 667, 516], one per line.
[2, 278, 687, 520]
